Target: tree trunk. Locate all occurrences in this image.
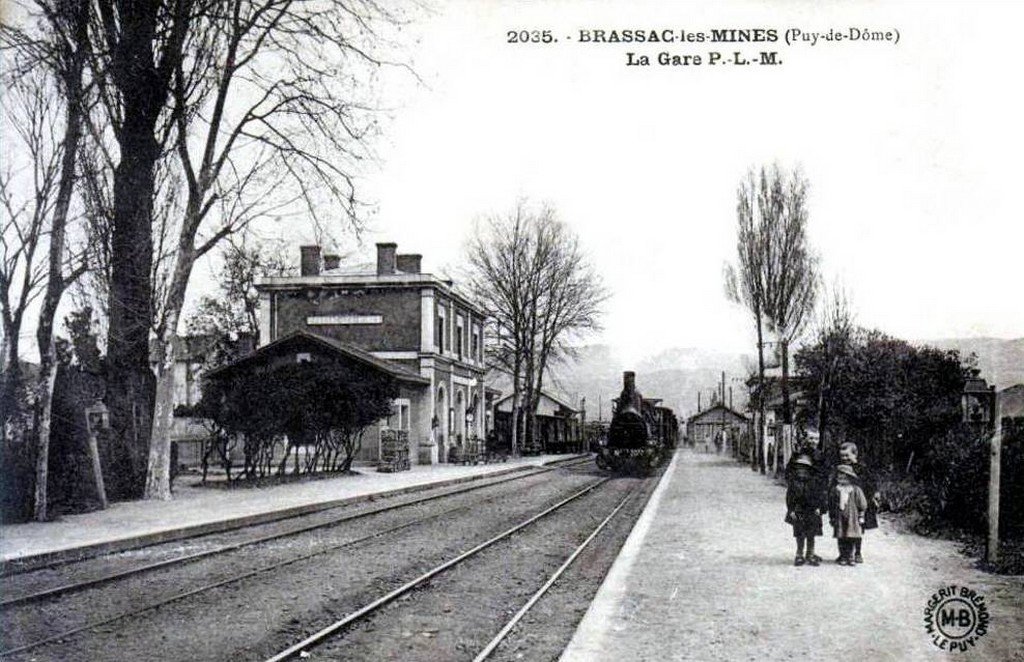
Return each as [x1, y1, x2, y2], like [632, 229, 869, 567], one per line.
[510, 398, 518, 457]
[2, 331, 21, 429]
[781, 338, 791, 425]
[522, 349, 535, 449]
[32, 359, 58, 521]
[775, 339, 790, 477]
[818, 386, 828, 454]
[32, 0, 88, 519]
[755, 311, 766, 474]
[105, 116, 159, 497]
[103, 0, 174, 498]
[146, 356, 176, 499]
[276, 443, 291, 477]
[510, 354, 521, 457]
[145, 250, 193, 499]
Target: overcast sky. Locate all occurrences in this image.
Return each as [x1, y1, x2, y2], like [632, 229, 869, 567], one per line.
[4, 3, 1019, 364]
[268, 0, 1005, 365]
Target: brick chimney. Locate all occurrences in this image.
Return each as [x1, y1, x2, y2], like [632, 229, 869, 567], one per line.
[376, 242, 397, 275]
[396, 254, 422, 274]
[300, 245, 321, 276]
[323, 254, 341, 271]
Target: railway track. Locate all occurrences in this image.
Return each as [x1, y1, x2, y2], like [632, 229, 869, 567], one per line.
[1, 455, 591, 609]
[0, 456, 596, 659]
[472, 490, 634, 661]
[261, 470, 654, 662]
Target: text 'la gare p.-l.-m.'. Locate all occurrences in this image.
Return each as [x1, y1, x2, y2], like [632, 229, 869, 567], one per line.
[625, 50, 782, 67]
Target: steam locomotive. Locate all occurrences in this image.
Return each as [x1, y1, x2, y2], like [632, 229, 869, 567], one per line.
[596, 371, 679, 475]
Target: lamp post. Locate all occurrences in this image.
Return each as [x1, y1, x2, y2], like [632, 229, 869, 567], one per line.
[83, 402, 109, 509]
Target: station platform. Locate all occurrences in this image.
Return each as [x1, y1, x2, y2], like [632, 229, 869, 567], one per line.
[560, 450, 1024, 662]
[0, 453, 584, 572]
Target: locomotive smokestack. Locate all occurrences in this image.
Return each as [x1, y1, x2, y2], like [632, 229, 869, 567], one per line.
[623, 371, 636, 392]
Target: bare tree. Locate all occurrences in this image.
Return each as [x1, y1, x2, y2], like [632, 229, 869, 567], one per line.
[0, 70, 55, 422]
[79, 0, 195, 499]
[8, 0, 409, 499]
[762, 167, 818, 430]
[184, 236, 294, 368]
[725, 164, 819, 474]
[142, 0, 407, 499]
[802, 283, 855, 456]
[466, 201, 606, 454]
[466, 204, 534, 456]
[522, 215, 605, 447]
[725, 170, 769, 474]
[0, 0, 91, 520]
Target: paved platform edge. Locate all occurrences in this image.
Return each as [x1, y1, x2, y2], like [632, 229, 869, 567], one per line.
[1, 454, 587, 575]
[559, 449, 682, 662]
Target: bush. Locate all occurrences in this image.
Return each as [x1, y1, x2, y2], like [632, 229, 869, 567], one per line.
[881, 421, 1024, 540]
[200, 357, 397, 482]
[878, 475, 927, 522]
[0, 426, 36, 523]
[909, 425, 989, 532]
[1000, 418, 1024, 538]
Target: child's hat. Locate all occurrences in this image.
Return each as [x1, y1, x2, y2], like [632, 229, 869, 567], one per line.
[836, 464, 857, 478]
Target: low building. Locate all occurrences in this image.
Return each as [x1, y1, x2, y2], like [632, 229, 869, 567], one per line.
[686, 404, 750, 452]
[492, 391, 583, 454]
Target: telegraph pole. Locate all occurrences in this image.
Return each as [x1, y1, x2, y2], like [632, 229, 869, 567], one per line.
[988, 387, 1002, 565]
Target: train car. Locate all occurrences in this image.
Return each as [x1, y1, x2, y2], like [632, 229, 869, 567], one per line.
[596, 371, 678, 474]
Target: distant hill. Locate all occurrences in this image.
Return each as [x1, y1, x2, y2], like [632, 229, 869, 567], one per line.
[544, 345, 753, 421]
[1000, 384, 1024, 419]
[917, 337, 1024, 390]
[487, 336, 1022, 425]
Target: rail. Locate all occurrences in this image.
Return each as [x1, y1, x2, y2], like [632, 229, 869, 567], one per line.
[263, 477, 610, 662]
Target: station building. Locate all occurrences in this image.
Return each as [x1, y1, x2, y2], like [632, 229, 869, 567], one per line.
[686, 403, 750, 452]
[241, 242, 489, 465]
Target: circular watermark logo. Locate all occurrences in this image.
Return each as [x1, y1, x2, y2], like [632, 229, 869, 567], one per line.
[923, 585, 990, 652]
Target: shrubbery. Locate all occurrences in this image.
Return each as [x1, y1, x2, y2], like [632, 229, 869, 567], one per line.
[196, 358, 397, 482]
[0, 311, 148, 523]
[873, 422, 1024, 544]
[0, 395, 36, 522]
[796, 327, 1024, 546]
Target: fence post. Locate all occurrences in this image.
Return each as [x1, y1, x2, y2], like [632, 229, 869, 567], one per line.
[987, 390, 1002, 565]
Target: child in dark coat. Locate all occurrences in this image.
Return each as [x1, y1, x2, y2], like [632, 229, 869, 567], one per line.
[829, 464, 868, 566]
[785, 449, 824, 566]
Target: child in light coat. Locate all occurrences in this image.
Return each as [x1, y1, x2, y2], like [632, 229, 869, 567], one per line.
[829, 442, 881, 563]
[829, 464, 867, 566]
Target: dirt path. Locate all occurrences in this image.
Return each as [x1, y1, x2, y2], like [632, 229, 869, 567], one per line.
[563, 451, 1024, 661]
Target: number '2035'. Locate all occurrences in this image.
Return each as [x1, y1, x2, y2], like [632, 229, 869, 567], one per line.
[507, 30, 555, 44]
